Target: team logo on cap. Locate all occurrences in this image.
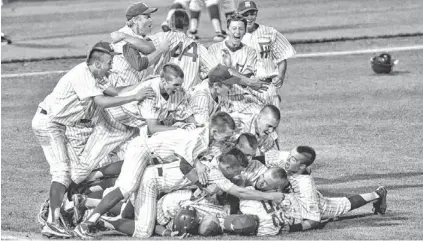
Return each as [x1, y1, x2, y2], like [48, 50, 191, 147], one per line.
[245, 1, 251, 7]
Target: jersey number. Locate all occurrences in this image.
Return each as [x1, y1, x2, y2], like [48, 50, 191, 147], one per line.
[260, 201, 284, 228]
[170, 41, 198, 62]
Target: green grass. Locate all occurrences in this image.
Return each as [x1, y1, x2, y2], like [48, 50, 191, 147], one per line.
[2, 47, 423, 239]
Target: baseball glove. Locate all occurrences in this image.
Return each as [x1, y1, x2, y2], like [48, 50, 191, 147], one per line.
[172, 206, 200, 235]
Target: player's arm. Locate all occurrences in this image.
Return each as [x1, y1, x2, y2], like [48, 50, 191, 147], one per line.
[145, 119, 179, 134]
[123, 40, 170, 71]
[227, 184, 284, 202]
[287, 220, 321, 232]
[111, 31, 155, 54]
[155, 225, 172, 236]
[272, 31, 296, 87]
[189, 93, 211, 125]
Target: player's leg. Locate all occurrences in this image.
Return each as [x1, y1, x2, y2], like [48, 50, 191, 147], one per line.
[205, 0, 226, 41]
[73, 136, 151, 238]
[132, 167, 160, 238]
[71, 119, 135, 185]
[221, 0, 236, 33]
[187, 0, 203, 40]
[321, 187, 388, 220]
[31, 110, 73, 237]
[163, 0, 191, 32]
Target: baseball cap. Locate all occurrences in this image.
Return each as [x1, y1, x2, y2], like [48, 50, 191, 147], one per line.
[237, 1, 258, 15]
[126, 2, 158, 20]
[208, 64, 241, 86]
[223, 214, 258, 235]
[87, 41, 120, 60]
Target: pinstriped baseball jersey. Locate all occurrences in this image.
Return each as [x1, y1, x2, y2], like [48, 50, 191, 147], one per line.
[115, 126, 211, 198]
[242, 24, 296, 80]
[132, 159, 234, 238]
[188, 80, 224, 125]
[105, 76, 192, 128]
[230, 112, 279, 155]
[148, 31, 218, 90]
[241, 159, 268, 185]
[208, 41, 267, 114]
[240, 191, 304, 236]
[39, 62, 108, 126]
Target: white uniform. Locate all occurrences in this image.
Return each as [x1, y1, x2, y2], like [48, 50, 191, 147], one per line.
[242, 24, 296, 82]
[208, 40, 263, 114]
[188, 79, 232, 125]
[230, 112, 279, 156]
[148, 31, 218, 91]
[157, 189, 226, 230]
[132, 159, 236, 238]
[32, 62, 107, 187]
[70, 35, 155, 184]
[240, 190, 304, 236]
[265, 150, 352, 221]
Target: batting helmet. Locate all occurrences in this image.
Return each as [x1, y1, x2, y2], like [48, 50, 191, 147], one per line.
[223, 214, 259, 235]
[172, 206, 200, 235]
[370, 53, 398, 74]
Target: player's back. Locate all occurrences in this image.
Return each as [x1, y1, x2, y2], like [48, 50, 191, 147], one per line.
[150, 31, 212, 91]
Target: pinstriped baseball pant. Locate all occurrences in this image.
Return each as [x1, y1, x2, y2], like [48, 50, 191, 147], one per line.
[320, 197, 351, 220]
[32, 108, 74, 187]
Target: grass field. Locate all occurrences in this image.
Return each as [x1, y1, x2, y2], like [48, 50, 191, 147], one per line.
[2, 0, 423, 239]
[2, 43, 423, 239]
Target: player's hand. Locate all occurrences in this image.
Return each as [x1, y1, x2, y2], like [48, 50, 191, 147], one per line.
[134, 87, 155, 102]
[269, 192, 284, 204]
[171, 231, 191, 238]
[110, 31, 127, 43]
[272, 75, 284, 88]
[248, 81, 270, 92]
[195, 161, 209, 185]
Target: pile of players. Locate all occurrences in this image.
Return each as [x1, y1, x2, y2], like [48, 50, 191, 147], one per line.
[32, 1, 388, 239]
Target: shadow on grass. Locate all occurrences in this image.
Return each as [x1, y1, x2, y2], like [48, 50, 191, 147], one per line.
[314, 171, 423, 185]
[11, 43, 71, 49]
[322, 212, 409, 230]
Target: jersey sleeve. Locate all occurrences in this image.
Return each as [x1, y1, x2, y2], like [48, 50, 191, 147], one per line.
[291, 175, 321, 222]
[208, 168, 235, 192]
[199, 44, 219, 75]
[271, 30, 296, 64]
[123, 43, 149, 71]
[146, 32, 166, 49]
[71, 69, 104, 100]
[242, 160, 268, 184]
[189, 92, 211, 125]
[243, 47, 257, 75]
[264, 150, 289, 168]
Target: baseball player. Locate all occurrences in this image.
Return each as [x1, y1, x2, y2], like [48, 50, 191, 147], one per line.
[208, 13, 273, 114]
[231, 104, 281, 156]
[70, 63, 193, 187]
[262, 146, 388, 232]
[238, 0, 296, 88]
[111, 9, 219, 92]
[69, 2, 172, 188]
[73, 111, 237, 238]
[32, 41, 155, 238]
[123, 147, 284, 238]
[188, 64, 262, 125]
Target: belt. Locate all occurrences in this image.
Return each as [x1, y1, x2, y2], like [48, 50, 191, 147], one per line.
[157, 167, 163, 177]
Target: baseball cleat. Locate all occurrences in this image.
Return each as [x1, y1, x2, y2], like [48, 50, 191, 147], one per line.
[213, 32, 226, 42]
[373, 186, 387, 214]
[41, 222, 73, 238]
[187, 30, 200, 40]
[37, 199, 49, 229]
[161, 21, 171, 32]
[73, 222, 95, 239]
[72, 194, 87, 226]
